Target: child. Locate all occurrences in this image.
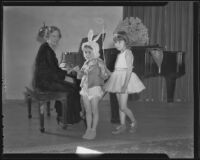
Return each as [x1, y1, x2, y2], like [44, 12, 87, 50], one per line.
[104, 31, 145, 134]
[76, 29, 110, 140]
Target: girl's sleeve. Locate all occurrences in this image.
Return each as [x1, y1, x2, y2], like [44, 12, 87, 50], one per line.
[125, 50, 134, 71]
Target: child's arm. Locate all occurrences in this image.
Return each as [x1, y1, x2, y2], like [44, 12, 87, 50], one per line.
[77, 70, 84, 79]
[98, 59, 111, 80]
[122, 50, 133, 92]
[76, 63, 86, 79]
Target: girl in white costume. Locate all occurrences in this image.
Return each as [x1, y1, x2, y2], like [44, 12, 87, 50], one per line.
[104, 31, 145, 134]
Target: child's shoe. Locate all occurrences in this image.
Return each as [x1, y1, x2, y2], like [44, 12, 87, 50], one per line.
[115, 124, 123, 130]
[129, 120, 137, 133]
[83, 130, 96, 140]
[82, 129, 91, 139]
[112, 124, 126, 134]
[86, 130, 96, 140]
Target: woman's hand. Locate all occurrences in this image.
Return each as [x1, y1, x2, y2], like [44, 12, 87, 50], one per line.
[59, 63, 66, 68]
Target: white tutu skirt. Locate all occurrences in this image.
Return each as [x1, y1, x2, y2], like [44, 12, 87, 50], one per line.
[104, 70, 145, 93]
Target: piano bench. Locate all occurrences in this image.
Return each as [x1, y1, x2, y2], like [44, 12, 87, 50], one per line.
[24, 87, 68, 133]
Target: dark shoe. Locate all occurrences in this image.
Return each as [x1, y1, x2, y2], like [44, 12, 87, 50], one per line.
[56, 116, 62, 125]
[111, 119, 120, 124]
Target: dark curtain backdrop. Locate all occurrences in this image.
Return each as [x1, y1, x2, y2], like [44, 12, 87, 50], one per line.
[123, 1, 193, 102]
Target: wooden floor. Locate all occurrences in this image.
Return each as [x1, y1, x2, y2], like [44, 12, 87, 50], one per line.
[2, 99, 194, 158]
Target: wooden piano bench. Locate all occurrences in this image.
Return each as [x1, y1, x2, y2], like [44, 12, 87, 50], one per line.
[24, 87, 68, 133]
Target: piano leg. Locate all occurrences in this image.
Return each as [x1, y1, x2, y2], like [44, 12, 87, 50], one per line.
[164, 76, 176, 103]
[109, 93, 120, 124]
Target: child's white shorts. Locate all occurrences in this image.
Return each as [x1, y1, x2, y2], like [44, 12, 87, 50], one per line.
[80, 86, 104, 100]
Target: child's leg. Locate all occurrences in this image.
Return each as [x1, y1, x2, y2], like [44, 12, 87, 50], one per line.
[118, 93, 136, 123]
[90, 96, 101, 131]
[82, 96, 100, 139]
[82, 95, 92, 131]
[112, 93, 126, 134]
[80, 98, 85, 119]
[116, 93, 126, 125]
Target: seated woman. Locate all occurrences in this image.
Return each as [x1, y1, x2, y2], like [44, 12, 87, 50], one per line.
[32, 25, 82, 125]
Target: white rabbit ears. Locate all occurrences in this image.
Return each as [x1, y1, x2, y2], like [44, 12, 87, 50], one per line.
[87, 29, 102, 42]
[81, 29, 104, 59]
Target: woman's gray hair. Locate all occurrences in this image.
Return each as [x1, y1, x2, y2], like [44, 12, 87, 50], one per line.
[48, 26, 62, 39]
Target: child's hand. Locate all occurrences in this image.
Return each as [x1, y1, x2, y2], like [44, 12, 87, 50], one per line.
[105, 68, 111, 77]
[72, 66, 80, 72]
[80, 110, 86, 119]
[77, 70, 84, 79]
[121, 85, 127, 93]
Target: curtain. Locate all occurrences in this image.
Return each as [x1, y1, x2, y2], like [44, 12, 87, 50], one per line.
[2, 47, 6, 102]
[123, 1, 193, 102]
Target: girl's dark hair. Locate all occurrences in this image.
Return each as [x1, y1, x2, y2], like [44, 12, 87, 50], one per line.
[48, 26, 62, 39]
[113, 31, 130, 47]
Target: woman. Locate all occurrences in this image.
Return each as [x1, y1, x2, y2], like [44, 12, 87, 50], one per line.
[32, 25, 81, 125]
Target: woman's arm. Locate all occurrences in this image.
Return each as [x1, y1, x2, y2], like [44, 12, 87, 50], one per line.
[46, 48, 78, 80]
[45, 48, 67, 80]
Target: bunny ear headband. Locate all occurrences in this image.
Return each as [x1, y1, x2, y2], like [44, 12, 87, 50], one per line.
[81, 29, 102, 58]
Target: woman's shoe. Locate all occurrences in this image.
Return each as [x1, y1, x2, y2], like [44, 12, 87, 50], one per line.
[112, 124, 126, 134]
[129, 121, 137, 133]
[56, 116, 65, 126]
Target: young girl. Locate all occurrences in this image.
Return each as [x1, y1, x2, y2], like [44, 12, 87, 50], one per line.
[76, 29, 110, 140]
[104, 31, 145, 134]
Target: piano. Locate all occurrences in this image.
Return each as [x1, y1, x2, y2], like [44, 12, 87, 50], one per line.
[103, 45, 186, 103]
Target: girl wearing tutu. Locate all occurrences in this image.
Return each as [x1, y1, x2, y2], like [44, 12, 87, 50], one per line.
[76, 30, 110, 140]
[104, 31, 145, 134]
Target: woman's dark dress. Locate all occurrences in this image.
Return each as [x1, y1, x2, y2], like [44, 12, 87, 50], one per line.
[32, 42, 81, 124]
